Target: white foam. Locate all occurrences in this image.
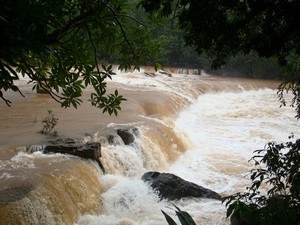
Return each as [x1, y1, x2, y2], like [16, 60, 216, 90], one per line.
[72, 86, 299, 225]
[76, 176, 167, 225]
[169, 89, 299, 194]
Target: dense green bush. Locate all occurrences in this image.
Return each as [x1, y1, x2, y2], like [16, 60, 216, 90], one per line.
[223, 135, 300, 225]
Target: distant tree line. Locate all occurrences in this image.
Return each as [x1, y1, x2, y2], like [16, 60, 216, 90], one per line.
[102, 2, 282, 79]
[147, 14, 281, 79]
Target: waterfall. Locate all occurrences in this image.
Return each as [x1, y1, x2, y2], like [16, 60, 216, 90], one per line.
[1, 71, 297, 225]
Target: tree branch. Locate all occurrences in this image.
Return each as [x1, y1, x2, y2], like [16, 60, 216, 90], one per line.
[0, 91, 12, 106]
[118, 14, 146, 26]
[105, 4, 138, 59]
[86, 24, 101, 76]
[45, 10, 93, 44]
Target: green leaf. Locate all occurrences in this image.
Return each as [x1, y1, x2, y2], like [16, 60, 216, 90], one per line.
[161, 210, 177, 225]
[226, 202, 237, 218]
[11, 86, 19, 92]
[174, 206, 197, 225]
[113, 108, 118, 116]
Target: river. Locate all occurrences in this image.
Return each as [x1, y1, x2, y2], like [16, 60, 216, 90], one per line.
[0, 70, 298, 225]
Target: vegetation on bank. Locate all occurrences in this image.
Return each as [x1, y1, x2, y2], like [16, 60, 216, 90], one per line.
[223, 135, 300, 225]
[142, 14, 281, 79]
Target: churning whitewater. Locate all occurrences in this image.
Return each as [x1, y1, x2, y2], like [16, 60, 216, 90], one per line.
[0, 70, 299, 225]
[76, 88, 299, 225]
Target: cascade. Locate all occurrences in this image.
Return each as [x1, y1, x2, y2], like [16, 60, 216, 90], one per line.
[1, 71, 297, 225]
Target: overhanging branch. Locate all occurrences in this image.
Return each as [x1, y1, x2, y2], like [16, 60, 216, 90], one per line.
[105, 4, 138, 59]
[45, 10, 93, 44]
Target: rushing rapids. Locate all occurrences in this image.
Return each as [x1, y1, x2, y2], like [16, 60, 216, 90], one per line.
[0, 69, 299, 225]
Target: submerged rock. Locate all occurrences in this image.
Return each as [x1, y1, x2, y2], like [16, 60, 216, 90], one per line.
[0, 185, 33, 203]
[142, 171, 222, 201]
[107, 134, 124, 146]
[44, 139, 105, 173]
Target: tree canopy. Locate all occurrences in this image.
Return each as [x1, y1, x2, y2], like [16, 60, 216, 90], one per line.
[1, 0, 299, 117]
[140, 0, 299, 67]
[0, 0, 160, 115]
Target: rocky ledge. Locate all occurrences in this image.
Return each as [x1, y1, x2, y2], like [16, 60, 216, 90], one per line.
[43, 138, 105, 173]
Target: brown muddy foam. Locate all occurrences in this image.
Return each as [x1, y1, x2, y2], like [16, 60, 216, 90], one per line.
[0, 157, 103, 224]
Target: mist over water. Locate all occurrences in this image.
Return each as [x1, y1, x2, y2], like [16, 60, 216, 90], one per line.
[0, 71, 298, 225]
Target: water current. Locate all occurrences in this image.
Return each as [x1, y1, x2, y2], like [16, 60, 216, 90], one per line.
[0, 69, 298, 225]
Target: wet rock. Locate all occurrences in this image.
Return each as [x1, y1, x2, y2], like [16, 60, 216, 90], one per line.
[0, 185, 34, 203]
[144, 72, 156, 77]
[158, 70, 172, 77]
[116, 127, 139, 145]
[44, 139, 105, 173]
[107, 134, 124, 146]
[142, 171, 222, 201]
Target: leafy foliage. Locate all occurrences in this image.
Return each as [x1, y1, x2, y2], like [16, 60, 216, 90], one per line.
[140, 0, 299, 68]
[215, 53, 280, 79]
[40, 110, 59, 136]
[0, 0, 159, 113]
[278, 55, 300, 119]
[162, 206, 197, 225]
[222, 135, 300, 225]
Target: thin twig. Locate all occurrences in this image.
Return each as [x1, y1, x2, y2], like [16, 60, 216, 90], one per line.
[171, 0, 180, 27]
[1, 61, 19, 79]
[105, 4, 138, 58]
[0, 95, 12, 106]
[16, 88, 25, 97]
[118, 14, 146, 26]
[21, 59, 65, 103]
[86, 24, 101, 75]
[86, 23, 107, 97]
[39, 82, 64, 104]
[45, 10, 93, 44]
[86, 23, 100, 76]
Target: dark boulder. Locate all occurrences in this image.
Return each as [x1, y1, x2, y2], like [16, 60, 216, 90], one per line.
[116, 127, 139, 145]
[0, 185, 33, 203]
[142, 171, 222, 201]
[44, 139, 105, 173]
